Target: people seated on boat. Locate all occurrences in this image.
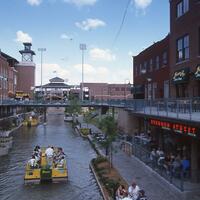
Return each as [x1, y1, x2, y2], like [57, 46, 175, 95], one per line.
[56, 156, 65, 168]
[28, 155, 38, 169]
[116, 184, 126, 200]
[45, 146, 54, 158]
[34, 145, 41, 156]
[34, 152, 41, 165]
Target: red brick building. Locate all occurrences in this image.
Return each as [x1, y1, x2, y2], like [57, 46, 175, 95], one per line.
[82, 83, 132, 101]
[133, 35, 170, 99]
[170, 0, 200, 97]
[0, 52, 18, 100]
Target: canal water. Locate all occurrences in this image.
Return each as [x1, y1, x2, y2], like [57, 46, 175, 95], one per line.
[0, 113, 102, 200]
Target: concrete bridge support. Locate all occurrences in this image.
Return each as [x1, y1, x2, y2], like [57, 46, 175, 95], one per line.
[117, 108, 139, 136]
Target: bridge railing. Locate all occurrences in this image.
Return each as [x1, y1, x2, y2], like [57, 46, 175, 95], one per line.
[1, 98, 200, 121]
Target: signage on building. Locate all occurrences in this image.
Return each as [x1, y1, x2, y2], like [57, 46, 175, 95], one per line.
[15, 91, 29, 99]
[172, 68, 189, 84]
[150, 119, 197, 137]
[194, 65, 200, 79]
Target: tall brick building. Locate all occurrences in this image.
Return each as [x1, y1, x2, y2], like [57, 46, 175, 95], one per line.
[170, 0, 200, 97]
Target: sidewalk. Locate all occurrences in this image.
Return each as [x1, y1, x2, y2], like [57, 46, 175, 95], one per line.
[86, 123, 181, 200]
[112, 145, 180, 200]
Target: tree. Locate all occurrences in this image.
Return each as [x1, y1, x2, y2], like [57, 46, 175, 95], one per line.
[65, 95, 81, 115]
[99, 115, 117, 168]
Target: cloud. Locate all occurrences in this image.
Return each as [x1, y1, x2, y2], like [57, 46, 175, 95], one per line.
[36, 63, 70, 85]
[72, 63, 110, 83]
[27, 0, 42, 6]
[134, 0, 152, 10]
[60, 34, 73, 40]
[75, 18, 106, 31]
[89, 48, 116, 62]
[15, 31, 32, 43]
[63, 0, 97, 7]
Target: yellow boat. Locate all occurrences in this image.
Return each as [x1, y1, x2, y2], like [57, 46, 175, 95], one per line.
[24, 147, 68, 184]
[23, 118, 39, 127]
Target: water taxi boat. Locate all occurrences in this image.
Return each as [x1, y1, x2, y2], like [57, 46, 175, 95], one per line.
[64, 114, 73, 122]
[24, 147, 68, 184]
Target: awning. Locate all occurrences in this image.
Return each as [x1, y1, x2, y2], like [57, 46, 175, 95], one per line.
[172, 67, 190, 84]
[133, 85, 144, 94]
[194, 64, 200, 80]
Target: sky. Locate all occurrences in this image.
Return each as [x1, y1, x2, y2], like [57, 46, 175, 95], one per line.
[0, 0, 169, 86]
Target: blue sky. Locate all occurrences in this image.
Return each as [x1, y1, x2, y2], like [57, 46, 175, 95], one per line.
[0, 0, 169, 85]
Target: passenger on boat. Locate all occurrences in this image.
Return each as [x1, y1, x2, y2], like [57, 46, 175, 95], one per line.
[34, 152, 41, 165]
[56, 156, 65, 168]
[45, 146, 54, 167]
[45, 146, 54, 158]
[28, 155, 37, 169]
[34, 146, 41, 156]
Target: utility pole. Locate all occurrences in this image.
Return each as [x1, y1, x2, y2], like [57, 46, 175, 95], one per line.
[79, 44, 86, 101]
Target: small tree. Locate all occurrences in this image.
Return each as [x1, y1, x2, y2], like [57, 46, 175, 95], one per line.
[99, 116, 117, 168]
[65, 95, 81, 115]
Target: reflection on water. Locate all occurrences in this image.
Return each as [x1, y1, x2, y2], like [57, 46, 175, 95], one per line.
[0, 114, 102, 200]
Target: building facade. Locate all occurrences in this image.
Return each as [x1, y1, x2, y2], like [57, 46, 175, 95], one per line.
[170, 0, 200, 98]
[133, 35, 170, 99]
[82, 83, 132, 101]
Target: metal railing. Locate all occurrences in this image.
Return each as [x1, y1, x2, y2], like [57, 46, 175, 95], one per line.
[1, 98, 200, 121]
[121, 140, 200, 192]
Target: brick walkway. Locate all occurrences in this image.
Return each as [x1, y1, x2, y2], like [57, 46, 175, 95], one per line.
[112, 147, 181, 200]
[86, 123, 182, 200]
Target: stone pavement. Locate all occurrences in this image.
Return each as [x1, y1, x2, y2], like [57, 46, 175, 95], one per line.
[112, 146, 181, 200]
[86, 123, 182, 200]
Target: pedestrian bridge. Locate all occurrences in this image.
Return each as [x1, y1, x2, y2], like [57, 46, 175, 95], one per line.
[1, 98, 200, 122]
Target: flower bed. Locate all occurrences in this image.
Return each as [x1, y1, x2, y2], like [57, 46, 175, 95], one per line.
[91, 156, 128, 200]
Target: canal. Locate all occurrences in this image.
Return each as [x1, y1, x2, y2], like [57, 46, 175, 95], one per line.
[0, 113, 102, 200]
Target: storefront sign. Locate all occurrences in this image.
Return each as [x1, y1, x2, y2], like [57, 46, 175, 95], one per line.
[172, 68, 189, 84]
[194, 65, 200, 79]
[150, 119, 197, 137]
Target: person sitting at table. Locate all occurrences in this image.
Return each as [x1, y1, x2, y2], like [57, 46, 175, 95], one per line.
[136, 190, 147, 200]
[116, 184, 126, 200]
[128, 181, 140, 200]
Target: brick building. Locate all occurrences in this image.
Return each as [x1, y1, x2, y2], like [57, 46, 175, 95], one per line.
[170, 0, 200, 97]
[133, 35, 170, 99]
[82, 83, 132, 101]
[0, 52, 18, 100]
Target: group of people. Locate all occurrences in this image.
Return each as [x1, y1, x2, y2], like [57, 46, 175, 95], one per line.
[28, 146, 66, 169]
[28, 145, 42, 168]
[150, 148, 190, 176]
[45, 146, 66, 168]
[116, 181, 147, 200]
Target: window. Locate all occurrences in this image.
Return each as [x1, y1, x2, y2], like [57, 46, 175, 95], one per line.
[177, 0, 189, 18]
[155, 56, 159, 70]
[149, 59, 153, 72]
[144, 61, 147, 72]
[135, 65, 138, 76]
[176, 35, 189, 62]
[162, 52, 167, 66]
[199, 27, 200, 56]
[139, 64, 142, 74]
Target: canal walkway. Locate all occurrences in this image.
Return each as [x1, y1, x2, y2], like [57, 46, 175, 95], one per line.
[86, 123, 183, 200]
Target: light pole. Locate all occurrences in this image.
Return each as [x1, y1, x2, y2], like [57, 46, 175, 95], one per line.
[79, 44, 86, 101]
[124, 78, 130, 101]
[38, 48, 46, 100]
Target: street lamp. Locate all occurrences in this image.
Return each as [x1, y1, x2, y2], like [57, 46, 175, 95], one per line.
[79, 43, 86, 101]
[124, 78, 130, 101]
[38, 48, 46, 100]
